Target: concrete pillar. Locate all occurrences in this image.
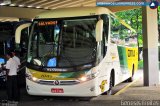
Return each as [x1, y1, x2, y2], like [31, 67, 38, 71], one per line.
[142, 6, 159, 86]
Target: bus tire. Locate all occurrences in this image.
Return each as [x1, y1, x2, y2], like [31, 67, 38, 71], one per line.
[107, 71, 114, 95]
[127, 65, 134, 82]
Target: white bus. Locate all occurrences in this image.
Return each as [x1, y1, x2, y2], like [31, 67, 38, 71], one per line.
[16, 7, 138, 97]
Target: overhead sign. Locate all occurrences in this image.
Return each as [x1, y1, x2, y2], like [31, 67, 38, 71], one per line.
[96, 0, 159, 8]
[38, 21, 57, 26]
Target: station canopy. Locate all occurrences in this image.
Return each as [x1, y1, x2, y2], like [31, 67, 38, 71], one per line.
[0, 0, 140, 21]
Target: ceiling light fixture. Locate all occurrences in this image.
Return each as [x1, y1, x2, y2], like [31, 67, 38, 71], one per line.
[19, 4, 24, 7]
[10, 4, 16, 6]
[0, 0, 11, 5]
[0, 3, 6, 6]
[27, 5, 32, 7]
[36, 6, 41, 8]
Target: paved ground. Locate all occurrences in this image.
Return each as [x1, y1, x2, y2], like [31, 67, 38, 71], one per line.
[0, 70, 160, 106]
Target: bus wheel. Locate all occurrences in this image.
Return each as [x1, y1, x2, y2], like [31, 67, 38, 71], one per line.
[127, 65, 134, 82]
[107, 74, 113, 95]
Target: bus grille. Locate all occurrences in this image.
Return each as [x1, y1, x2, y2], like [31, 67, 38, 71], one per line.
[38, 80, 80, 85]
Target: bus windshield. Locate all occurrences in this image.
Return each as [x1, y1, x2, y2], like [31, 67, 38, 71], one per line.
[28, 17, 97, 68]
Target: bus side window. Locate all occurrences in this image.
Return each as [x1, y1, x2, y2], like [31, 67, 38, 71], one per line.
[125, 34, 138, 47]
[110, 17, 120, 44]
[119, 25, 137, 47]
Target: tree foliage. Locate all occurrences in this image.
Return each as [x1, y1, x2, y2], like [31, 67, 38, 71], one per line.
[158, 7, 160, 25]
[115, 8, 142, 47]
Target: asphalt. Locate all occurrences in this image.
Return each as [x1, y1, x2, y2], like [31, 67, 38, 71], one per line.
[0, 70, 160, 106]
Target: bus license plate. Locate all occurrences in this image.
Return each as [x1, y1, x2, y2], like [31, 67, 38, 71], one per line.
[51, 88, 64, 93]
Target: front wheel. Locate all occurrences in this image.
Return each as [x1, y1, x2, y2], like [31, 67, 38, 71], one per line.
[107, 75, 113, 95]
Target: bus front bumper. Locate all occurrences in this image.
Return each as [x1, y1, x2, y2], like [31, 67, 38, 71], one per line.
[26, 78, 100, 97]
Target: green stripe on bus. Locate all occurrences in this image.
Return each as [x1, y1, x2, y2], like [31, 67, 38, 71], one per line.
[118, 46, 128, 69]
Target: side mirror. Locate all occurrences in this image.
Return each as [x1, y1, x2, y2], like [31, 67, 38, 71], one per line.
[96, 19, 103, 42]
[15, 23, 31, 44]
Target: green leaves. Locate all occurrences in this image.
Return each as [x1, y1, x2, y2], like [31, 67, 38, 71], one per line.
[115, 8, 142, 47]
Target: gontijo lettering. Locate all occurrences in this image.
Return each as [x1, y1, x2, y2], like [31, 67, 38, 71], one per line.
[128, 50, 135, 57]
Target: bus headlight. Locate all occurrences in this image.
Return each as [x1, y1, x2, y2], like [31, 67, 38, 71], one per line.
[79, 76, 87, 82]
[26, 69, 32, 80]
[78, 68, 99, 82]
[32, 77, 40, 82]
[26, 75, 40, 82]
[26, 69, 40, 82]
[32, 77, 38, 81]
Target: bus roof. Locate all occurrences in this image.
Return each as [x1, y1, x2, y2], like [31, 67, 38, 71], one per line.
[36, 7, 112, 19]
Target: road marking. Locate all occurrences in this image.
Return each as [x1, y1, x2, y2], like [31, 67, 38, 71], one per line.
[114, 78, 139, 95]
